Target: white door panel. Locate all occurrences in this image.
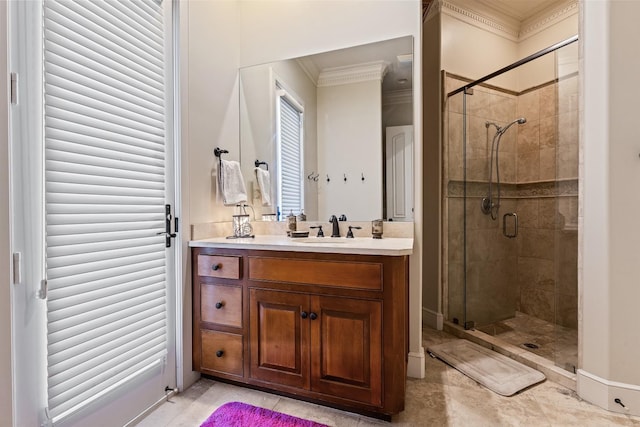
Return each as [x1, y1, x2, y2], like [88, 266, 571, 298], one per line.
[11, 1, 177, 425]
[10, 0, 48, 424]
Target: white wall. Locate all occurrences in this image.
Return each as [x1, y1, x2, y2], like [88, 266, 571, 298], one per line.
[317, 80, 383, 220]
[0, 1, 13, 425]
[179, 0, 242, 390]
[183, 0, 241, 225]
[578, 0, 640, 416]
[516, 15, 579, 91]
[440, 12, 518, 90]
[239, 1, 419, 68]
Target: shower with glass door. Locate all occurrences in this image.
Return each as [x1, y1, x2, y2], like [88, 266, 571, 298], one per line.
[443, 36, 579, 373]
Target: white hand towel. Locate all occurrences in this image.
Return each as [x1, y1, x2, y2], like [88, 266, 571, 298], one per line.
[218, 159, 248, 206]
[254, 167, 272, 206]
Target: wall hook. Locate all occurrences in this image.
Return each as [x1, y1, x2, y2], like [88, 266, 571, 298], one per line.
[361, 172, 365, 181]
[343, 173, 347, 182]
[326, 174, 330, 182]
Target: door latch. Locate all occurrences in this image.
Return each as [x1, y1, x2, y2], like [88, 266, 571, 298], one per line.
[156, 204, 178, 248]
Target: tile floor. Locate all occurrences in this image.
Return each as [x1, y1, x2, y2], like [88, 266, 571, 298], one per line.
[135, 327, 640, 427]
[477, 311, 578, 373]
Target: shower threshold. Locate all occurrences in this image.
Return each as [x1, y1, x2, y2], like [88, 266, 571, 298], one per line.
[443, 321, 577, 391]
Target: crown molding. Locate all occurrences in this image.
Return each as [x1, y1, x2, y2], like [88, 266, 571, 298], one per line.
[519, 1, 578, 41]
[317, 61, 389, 88]
[431, 0, 578, 42]
[438, 0, 520, 41]
[383, 89, 413, 107]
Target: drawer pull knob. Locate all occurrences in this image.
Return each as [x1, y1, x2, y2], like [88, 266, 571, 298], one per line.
[309, 312, 318, 320]
[216, 350, 224, 357]
[215, 301, 224, 309]
[212, 264, 222, 271]
[301, 311, 308, 319]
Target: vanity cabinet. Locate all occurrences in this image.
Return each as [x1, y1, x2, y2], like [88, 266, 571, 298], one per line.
[192, 247, 409, 418]
[249, 289, 382, 406]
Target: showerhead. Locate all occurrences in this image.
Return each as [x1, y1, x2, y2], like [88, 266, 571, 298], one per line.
[498, 117, 526, 135]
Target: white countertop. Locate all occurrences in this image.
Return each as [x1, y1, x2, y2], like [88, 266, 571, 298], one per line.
[189, 235, 413, 256]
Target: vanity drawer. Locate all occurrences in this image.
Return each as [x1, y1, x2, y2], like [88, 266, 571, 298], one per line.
[248, 257, 382, 290]
[200, 283, 242, 328]
[198, 255, 241, 279]
[201, 330, 244, 377]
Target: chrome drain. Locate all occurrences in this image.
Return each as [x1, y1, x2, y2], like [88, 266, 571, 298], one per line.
[523, 343, 539, 349]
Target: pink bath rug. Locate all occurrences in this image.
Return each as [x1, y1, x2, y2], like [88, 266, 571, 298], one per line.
[200, 402, 328, 427]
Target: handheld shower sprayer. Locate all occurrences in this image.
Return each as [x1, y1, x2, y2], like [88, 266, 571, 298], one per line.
[481, 117, 527, 219]
[485, 117, 526, 135]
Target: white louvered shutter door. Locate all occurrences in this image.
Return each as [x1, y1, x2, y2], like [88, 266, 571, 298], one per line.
[43, 0, 170, 423]
[278, 94, 304, 215]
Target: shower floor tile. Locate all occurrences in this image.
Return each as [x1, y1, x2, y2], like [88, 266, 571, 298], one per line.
[477, 311, 578, 373]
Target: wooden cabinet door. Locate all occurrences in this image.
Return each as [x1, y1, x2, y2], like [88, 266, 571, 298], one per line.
[249, 289, 310, 389]
[310, 296, 382, 406]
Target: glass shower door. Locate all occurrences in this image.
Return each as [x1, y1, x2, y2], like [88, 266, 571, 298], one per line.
[444, 39, 580, 373]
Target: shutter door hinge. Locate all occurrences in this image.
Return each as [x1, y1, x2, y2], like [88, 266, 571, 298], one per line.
[12, 252, 21, 284]
[10, 72, 18, 105]
[39, 279, 48, 299]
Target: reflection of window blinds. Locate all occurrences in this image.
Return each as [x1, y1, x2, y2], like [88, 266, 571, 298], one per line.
[43, 0, 168, 423]
[278, 95, 303, 215]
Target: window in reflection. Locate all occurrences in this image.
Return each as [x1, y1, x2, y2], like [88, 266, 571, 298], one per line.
[276, 85, 304, 217]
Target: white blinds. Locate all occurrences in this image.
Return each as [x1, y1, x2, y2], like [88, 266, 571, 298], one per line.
[278, 94, 303, 216]
[43, 0, 168, 423]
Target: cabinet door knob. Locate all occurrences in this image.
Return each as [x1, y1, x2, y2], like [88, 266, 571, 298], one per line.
[212, 263, 222, 271]
[301, 311, 308, 319]
[215, 301, 224, 309]
[309, 312, 318, 320]
[216, 350, 224, 357]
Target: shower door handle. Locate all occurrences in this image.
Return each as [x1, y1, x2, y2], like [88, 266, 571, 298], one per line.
[503, 212, 518, 238]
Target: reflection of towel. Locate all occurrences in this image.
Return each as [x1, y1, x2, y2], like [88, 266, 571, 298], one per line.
[254, 167, 272, 206]
[218, 159, 247, 206]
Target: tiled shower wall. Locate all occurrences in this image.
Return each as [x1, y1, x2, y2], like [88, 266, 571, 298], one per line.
[515, 74, 579, 329]
[444, 74, 578, 329]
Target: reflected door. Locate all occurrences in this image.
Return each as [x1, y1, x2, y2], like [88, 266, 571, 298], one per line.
[385, 126, 414, 221]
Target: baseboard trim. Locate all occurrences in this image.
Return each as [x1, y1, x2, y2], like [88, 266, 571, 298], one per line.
[577, 369, 640, 416]
[407, 348, 425, 379]
[422, 307, 444, 330]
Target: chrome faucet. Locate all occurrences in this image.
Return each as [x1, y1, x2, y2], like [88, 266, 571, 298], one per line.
[329, 215, 340, 237]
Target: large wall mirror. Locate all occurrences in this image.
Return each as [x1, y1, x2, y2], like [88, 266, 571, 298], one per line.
[240, 36, 414, 222]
